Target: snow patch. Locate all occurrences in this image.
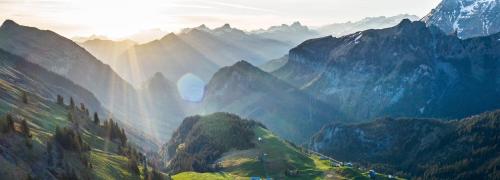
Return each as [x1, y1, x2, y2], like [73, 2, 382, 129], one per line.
[354, 33, 363, 44]
[390, 88, 405, 104]
[453, 0, 497, 34]
[419, 107, 425, 114]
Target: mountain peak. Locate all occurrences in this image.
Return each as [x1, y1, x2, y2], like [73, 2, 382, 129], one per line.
[232, 60, 255, 69]
[197, 24, 208, 29]
[398, 18, 413, 26]
[221, 23, 231, 29]
[1, 19, 19, 29]
[291, 21, 302, 27]
[143, 72, 173, 90]
[160, 32, 179, 41]
[396, 19, 426, 30]
[152, 72, 166, 80]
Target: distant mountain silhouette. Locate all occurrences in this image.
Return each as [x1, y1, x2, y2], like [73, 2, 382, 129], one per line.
[316, 14, 419, 37]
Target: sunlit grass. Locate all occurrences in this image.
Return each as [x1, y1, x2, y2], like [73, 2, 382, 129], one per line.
[90, 149, 142, 180]
[172, 172, 241, 180]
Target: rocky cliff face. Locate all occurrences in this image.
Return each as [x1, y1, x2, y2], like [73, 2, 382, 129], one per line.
[423, 0, 500, 39]
[274, 19, 500, 121]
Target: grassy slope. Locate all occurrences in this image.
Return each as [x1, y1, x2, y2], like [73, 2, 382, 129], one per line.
[0, 78, 140, 179]
[172, 126, 399, 180]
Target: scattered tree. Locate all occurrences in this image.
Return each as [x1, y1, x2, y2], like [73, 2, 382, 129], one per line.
[149, 168, 165, 180]
[120, 128, 127, 145]
[22, 91, 29, 104]
[69, 97, 75, 109]
[20, 119, 31, 138]
[93, 112, 100, 125]
[54, 126, 90, 152]
[57, 95, 64, 105]
[2, 114, 15, 133]
[128, 156, 140, 175]
[143, 161, 149, 179]
[102, 118, 127, 145]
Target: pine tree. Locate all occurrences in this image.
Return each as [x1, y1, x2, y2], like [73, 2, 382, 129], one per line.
[3, 114, 15, 133]
[143, 160, 149, 179]
[20, 119, 31, 138]
[120, 128, 127, 145]
[93, 112, 100, 125]
[69, 97, 75, 109]
[128, 156, 140, 174]
[150, 168, 164, 180]
[56, 95, 64, 105]
[22, 91, 28, 104]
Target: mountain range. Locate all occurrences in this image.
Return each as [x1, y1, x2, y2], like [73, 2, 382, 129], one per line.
[316, 14, 420, 37]
[251, 22, 319, 45]
[273, 19, 500, 121]
[77, 15, 419, 87]
[1, 0, 500, 178]
[84, 24, 291, 87]
[423, 0, 500, 39]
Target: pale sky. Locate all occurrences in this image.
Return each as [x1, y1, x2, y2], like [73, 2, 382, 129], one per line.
[0, 0, 441, 39]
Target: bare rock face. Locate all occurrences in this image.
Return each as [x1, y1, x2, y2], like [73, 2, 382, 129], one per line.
[423, 0, 500, 39]
[274, 19, 500, 121]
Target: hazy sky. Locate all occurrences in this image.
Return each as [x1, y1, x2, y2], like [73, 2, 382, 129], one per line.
[0, 0, 441, 39]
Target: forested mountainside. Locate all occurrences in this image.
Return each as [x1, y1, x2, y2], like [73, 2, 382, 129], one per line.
[161, 113, 394, 179]
[310, 110, 500, 179]
[0, 49, 161, 179]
